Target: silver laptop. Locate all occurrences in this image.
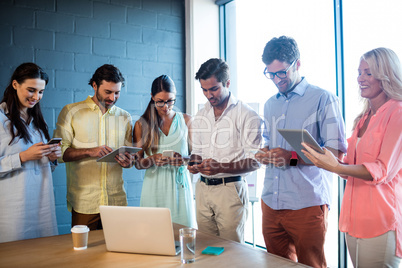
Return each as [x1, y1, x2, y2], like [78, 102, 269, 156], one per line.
[99, 206, 180, 256]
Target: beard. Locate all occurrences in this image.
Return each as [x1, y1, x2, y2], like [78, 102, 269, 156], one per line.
[96, 91, 116, 110]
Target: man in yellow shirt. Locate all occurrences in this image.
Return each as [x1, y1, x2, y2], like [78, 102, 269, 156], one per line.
[54, 64, 133, 230]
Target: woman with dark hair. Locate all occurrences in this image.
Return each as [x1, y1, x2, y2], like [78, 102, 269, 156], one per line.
[303, 48, 402, 267]
[134, 75, 195, 228]
[0, 63, 61, 243]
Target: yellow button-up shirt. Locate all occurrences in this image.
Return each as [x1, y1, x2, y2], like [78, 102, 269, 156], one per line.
[54, 96, 133, 214]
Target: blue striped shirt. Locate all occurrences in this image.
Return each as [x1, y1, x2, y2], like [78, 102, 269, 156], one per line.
[261, 78, 347, 210]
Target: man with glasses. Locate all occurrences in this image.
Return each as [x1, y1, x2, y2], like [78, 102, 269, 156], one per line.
[255, 36, 347, 268]
[188, 58, 262, 243]
[54, 64, 134, 230]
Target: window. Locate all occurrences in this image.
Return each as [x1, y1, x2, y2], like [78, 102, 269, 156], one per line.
[219, 0, 402, 267]
[342, 4, 402, 265]
[343, 0, 402, 133]
[222, 0, 337, 267]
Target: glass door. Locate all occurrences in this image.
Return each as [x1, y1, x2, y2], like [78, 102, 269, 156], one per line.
[223, 1, 338, 267]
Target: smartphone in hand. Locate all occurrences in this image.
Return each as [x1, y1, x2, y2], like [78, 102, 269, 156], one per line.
[188, 160, 202, 166]
[188, 155, 202, 166]
[162, 150, 174, 158]
[47, 138, 62, 145]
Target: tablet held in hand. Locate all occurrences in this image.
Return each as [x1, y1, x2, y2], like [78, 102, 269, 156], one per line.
[278, 129, 324, 164]
[96, 146, 141, 163]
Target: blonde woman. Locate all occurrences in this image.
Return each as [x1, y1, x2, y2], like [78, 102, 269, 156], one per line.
[303, 47, 402, 267]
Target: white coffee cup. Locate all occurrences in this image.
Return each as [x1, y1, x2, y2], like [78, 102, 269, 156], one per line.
[71, 225, 90, 250]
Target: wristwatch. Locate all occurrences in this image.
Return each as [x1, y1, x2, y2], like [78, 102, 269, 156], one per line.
[289, 151, 298, 166]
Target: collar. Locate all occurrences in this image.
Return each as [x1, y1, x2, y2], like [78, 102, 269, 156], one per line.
[203, 91, 238, 112]
[84, 96, 117, 115]
[276, 77, 307, 99]
[0, 102, 8, 114]
[0, 102, 32, 124]
[362, 98, 397, 119]
[374, 98, 396, 114]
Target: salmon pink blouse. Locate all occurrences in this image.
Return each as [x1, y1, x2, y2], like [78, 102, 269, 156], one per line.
[339, 99, 402, 257]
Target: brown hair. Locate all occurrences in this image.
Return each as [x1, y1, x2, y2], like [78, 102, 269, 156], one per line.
[138, 75, 176, 155]
[1, 63, 50, 144]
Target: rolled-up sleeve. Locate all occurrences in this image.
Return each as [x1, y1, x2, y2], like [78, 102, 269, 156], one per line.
[241, 110, 263, 160]
[53, 106, 74, 163]
[319, 94, 347, 153]
[124, 114, 133, 147]
[189, 113, 203, 157]
[0, 113, 23, 177]
[0, 153, 22, 178]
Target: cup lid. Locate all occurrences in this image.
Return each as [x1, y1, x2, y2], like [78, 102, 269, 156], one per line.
[71, 225, 89, 233]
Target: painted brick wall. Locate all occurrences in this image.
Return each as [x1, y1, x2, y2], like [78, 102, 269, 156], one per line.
[0, 0, 185, 235]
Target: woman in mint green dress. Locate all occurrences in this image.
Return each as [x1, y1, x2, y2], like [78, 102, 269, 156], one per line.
[134, 75, 196, 228]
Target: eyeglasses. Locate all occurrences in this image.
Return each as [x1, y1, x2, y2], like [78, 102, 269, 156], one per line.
[263, 60, 297, 79]
[155, 99, 176, 107]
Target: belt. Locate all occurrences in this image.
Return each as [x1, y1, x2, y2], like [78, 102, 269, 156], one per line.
[200, 176, 242, 186]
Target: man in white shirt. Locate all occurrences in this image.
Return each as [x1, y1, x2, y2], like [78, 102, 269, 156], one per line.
[188, 58, 262, 243]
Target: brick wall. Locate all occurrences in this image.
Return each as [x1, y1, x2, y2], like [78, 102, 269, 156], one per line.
[0, 0, 185, 235]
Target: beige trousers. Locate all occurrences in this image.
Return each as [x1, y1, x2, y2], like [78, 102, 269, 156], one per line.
[195, 179, 248, 243]
[346, 231, 401, 267]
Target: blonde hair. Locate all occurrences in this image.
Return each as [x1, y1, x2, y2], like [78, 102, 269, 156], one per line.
[353, 47, 402, 129]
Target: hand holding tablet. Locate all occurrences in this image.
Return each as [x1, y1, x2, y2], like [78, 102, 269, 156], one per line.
[96, 146, 141, 162]
[301, 142, 341, 172]
[277, 129, 324, 164]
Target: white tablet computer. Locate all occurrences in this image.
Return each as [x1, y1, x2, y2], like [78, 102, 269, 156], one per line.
[96, 146, 141, 162]
[277, 129, 324, 164]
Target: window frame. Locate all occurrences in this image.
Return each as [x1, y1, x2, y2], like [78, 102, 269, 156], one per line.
[217, 0, 348, 266]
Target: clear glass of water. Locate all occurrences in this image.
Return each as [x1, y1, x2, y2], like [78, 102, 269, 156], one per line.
[179, 228, 196, 263]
